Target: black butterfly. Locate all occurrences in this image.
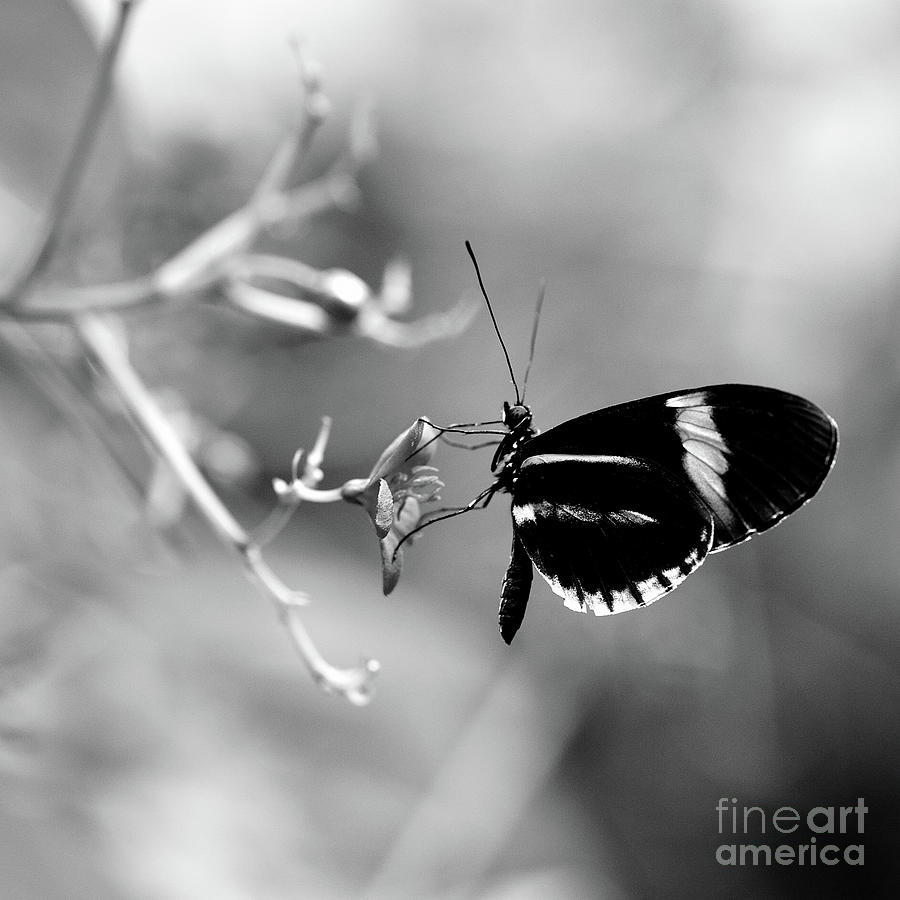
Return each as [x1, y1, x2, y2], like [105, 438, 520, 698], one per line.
[416, 243, 839, 644]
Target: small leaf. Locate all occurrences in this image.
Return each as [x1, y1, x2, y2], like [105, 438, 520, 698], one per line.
[341, 417, 443, 592]
[379, 497, 421, 595]
[344, 477, 395, 539]
[381, 545, 403, 596]
[372, 478, 393, 539]
[367, 417, 438, 481]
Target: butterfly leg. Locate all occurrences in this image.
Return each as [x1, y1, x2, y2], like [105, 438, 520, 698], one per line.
[412, 416, 507, 458]
[415, 483, 498, 527]
[439, 437, 502, 451]
[392, 482, 499, 556]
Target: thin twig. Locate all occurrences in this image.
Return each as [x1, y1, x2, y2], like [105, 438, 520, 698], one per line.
[254, 417, 333, 547]
[252, 44, 330, 202]
[354, 295, 480, 348]
[76, 313, 248, 548]
[304, 415, 332, 475]
[252, 496, 300, 549]
[6, 43, 352, 319]
[8, 275, 162, 319]
[0, 320, 145, 501]
[151, 43, 334, 299]
[3, 1, 139, 306]
[4, 168, 358, 321]
[74, 311, 379, 703]
[223, 254, 480, 347]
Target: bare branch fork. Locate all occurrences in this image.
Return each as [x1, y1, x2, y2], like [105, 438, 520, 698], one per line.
[0, 1, 470, 704]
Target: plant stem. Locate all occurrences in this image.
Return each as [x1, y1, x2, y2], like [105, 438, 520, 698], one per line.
[74, 311, 379, 703]
[4, 1, 139, 305]
[76, 313, 248, 548]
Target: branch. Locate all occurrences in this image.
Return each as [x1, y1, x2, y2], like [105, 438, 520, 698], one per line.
[0, 36, 468, 353]
[254, 418, 333, 547]
[74, 311, 380, 705]
[252, 45, 331, 201]
[5, 162, 359, 319]
[3, 0, 139, 305]
[122, 41, 344, 301]
[0, 17, 469, 706]
[223, 254, 481, 347]
[0, 320, 145, 501]
[7, 46, 360, 320]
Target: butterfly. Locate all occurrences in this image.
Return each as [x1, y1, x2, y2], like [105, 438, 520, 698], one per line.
[414, 242, 839, 644]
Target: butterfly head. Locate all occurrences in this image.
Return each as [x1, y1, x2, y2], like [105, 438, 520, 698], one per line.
[464, 240, 544, 482]
[502, 400, 532, 431]
[491, 400, 537, 482]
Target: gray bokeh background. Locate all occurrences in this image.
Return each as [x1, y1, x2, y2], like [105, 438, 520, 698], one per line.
[1, 1, 898, 897]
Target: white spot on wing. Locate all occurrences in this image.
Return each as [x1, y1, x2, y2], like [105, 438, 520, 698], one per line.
[610, 509, 656, 527]
[665, 391, 708, 409]
[520, 453, 632, 468]
[512, 504, 536, 525]
[682, 439, 728, 474]
[672, 405, 736, 528]
[677, 418, 722, 443]
[636, 576, 664, 597]
[542, 571, 683, 618]
[610, 586, 635, 609]
[683, 454, 737, 528]
[676, 406, 717, 429]
[528, 496, 713, 621]
[557, 503, 603, 523]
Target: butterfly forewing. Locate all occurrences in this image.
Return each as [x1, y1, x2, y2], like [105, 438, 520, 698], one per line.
[510, 454, 714, 621]
[520, 384, 838, 552]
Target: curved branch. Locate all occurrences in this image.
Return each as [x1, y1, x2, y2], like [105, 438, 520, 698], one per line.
[74, 311, 380, 704]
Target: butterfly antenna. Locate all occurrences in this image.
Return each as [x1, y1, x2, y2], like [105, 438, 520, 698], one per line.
[465, 240, 521, 404]
[520, 279, 545, 403]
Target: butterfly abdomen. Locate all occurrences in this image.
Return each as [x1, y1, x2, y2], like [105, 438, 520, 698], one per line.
[498, 535, 534, 644]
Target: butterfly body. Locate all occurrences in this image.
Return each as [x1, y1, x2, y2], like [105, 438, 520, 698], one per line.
[493, 384, 838, 644]
[491, 401, 538, 486]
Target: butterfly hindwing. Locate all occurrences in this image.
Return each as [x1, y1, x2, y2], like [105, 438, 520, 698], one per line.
[521, 384, 838, 552]
[509, 454, 714, 622]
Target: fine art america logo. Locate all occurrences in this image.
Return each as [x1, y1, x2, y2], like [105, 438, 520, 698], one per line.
[715, 798, 867, 866]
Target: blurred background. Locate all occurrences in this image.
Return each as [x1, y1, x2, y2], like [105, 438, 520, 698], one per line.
[1, 0, 899, 896]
